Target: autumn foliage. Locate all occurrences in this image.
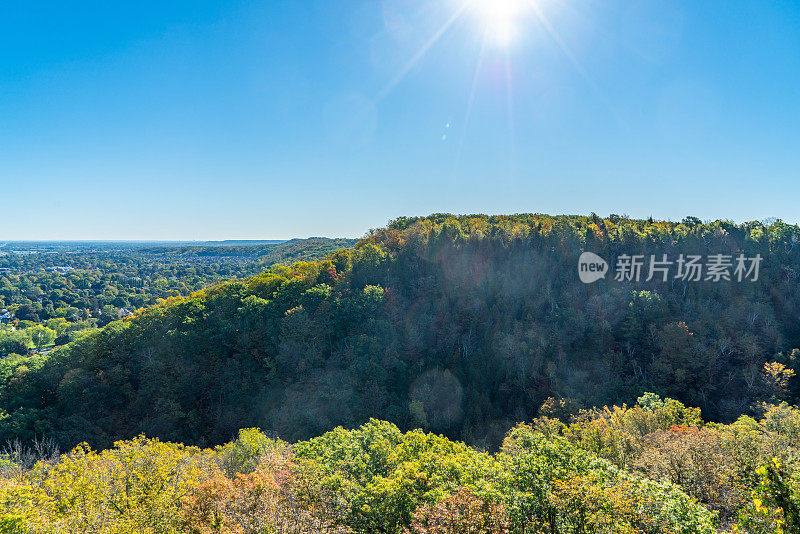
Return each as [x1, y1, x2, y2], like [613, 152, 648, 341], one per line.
[406, 488, 510, 534]
[0, 414, 722, 534]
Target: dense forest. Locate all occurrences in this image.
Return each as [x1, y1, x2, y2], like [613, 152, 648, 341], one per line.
[4, 396, 800, 533]
[3, 213, 800, 532]
[1, 213, 799, 454]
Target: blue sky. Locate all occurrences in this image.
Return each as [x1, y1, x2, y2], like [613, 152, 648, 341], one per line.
[2, 0, 799, 240]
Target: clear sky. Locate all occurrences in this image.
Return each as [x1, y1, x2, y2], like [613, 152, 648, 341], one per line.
[2, 0, 799, 240]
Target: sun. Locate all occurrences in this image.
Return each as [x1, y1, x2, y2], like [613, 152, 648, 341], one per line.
[470, 0, 531, 46]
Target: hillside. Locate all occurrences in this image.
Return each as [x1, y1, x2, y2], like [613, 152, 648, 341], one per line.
[1, 214, 799, 451]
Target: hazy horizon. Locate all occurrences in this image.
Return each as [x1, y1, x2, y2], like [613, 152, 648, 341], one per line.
[1, 211, 797, 242]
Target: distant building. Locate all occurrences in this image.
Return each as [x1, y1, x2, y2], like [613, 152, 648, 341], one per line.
[0, 311, 13, 323]
[47, 266, 75, 274]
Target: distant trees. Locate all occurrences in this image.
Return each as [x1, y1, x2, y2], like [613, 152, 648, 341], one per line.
[0, 238, 357, 334]
[27, 325, 56, 350]
[0, 330, 30, 357]
[14, 304, 39, 322]
[1, 213, 800, 455]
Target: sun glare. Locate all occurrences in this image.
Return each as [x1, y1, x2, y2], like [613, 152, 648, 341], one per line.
[470, 0, 530, 46]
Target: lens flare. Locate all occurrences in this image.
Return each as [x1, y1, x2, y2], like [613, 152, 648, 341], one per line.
[470, 0, 530, 46]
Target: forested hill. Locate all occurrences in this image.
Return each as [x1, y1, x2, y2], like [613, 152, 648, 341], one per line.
[2, 214, 800, 450]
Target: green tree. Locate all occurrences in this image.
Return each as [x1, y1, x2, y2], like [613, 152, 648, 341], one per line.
[27, 326, 56, 350]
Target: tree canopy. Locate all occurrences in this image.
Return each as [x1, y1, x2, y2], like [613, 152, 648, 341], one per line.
[0, 214, 799, 452]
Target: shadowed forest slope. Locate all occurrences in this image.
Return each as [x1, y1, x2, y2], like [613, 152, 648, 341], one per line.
[1, 214, 799, 449]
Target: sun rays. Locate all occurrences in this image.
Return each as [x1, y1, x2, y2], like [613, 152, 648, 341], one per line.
[368, 0, 604, 179]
